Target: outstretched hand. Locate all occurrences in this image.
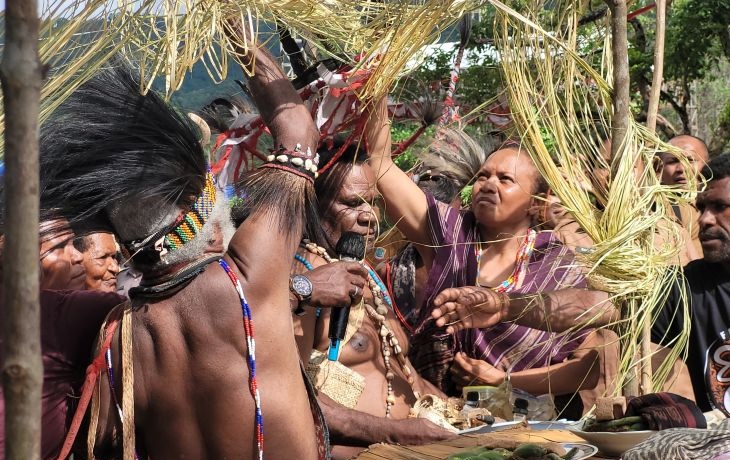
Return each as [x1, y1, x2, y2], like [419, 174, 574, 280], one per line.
[307, 261, 368, 309]
[431, 286, 510, 334]
[450, 352, 505, 389]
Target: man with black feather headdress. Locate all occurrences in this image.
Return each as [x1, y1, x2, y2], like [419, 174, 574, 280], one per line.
[39, 39, 329, 459]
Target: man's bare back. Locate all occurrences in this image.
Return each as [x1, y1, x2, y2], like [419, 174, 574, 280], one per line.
[95, 257, 322, 459]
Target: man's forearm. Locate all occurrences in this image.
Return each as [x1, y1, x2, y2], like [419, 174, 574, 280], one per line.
[319, 393, 400, 446]
[228, 26, 318, 150]
[507, 289, 618, 332]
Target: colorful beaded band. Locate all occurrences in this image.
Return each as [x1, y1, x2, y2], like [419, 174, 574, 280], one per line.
[163, 171, 217, 251]
[260, 143, 320, 182]
[218, 258, 264, 460]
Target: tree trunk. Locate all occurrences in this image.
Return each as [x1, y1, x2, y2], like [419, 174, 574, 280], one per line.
[645, 0, 665, 132]
[607, 0, 631, 168]
[606, 0, 643, 397]
[640, 0, 666, 394]
[1, 0, 43, 459]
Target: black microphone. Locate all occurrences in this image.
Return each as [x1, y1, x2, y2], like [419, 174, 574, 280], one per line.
[327, 231, 366, 361]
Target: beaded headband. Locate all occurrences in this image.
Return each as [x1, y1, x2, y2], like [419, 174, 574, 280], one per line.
[260, 143, 320, 182]
[162, 171, 217, 252]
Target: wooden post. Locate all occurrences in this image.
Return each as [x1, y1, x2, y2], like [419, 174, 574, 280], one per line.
[1, 0, 44, 459]
[606, 0, 644, 397]
[640, 0, 666, 394]
[606, 0, 630, 165]
[646, 0, 666, 132]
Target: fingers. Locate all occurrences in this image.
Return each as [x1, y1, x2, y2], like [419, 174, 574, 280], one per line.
[349, 284, 363, 302]
[343, 261, 369, 278]
[432, 287, 465, 308]
[450, 353, 482, 387]
[432, 302, 472, 334]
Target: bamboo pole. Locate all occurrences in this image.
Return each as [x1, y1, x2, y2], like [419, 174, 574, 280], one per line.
[640, 0, 666, 395]
[1, 0, 44, 458]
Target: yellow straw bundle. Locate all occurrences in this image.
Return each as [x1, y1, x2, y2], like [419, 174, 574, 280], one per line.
[490, 0, 695, 393]
[0, 0, 493, 150]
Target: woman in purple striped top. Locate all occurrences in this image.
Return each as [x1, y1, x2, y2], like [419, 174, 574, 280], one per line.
[365, 97, 616, 415]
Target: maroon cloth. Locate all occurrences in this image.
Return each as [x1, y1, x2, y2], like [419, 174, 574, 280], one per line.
[0, 289, 124, 459]
[625, 392, 707, 431]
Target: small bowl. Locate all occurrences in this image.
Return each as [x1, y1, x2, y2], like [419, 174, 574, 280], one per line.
[569, 429, 656, 457]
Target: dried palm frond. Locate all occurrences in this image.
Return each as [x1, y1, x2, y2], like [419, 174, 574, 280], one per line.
[1, 0, 493, 155]
[489, 0, 695, 394]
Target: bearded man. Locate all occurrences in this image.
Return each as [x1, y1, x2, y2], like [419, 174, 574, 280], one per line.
[38, 42, 330, 460]
[653, 153, 730, 414]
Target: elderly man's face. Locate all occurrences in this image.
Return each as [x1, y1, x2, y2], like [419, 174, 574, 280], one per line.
[39, 219, 85, 290]
[81, 232, 121, 292]
[697, 177, 730, 263]
[322, 164, 381, 249]
[658, 136, 710, 188]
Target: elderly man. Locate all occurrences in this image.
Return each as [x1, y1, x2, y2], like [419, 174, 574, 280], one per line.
[292, 141, 456, 459]
[656, 135, 710, 256]
[75, 231, 121, 292]
[0, 217, 125, 459]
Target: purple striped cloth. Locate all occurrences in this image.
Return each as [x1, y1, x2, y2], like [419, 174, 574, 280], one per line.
[408, 194, 588, 394]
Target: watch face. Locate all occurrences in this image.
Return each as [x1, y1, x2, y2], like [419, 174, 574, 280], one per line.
[292, 275, 313, 297]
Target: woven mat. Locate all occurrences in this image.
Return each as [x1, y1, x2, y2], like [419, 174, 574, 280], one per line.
[355, 427, 586, 459]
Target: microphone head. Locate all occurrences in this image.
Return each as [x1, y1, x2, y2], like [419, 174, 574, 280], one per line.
[335, 231, 366, 261]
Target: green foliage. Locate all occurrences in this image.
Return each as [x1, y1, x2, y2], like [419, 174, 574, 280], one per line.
[391, 122, 435, 171]
[664, 0, 730, 82]
[460, 184, 474, 207]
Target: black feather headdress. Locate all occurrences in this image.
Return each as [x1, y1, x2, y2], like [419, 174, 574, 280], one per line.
[39, 59, 207, 245]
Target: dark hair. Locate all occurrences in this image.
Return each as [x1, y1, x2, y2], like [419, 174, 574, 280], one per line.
[38, 59, 207, 239]
[415, 173, 462, 204]
[73, 234, 91, 253]
[414, 129, 495, 204]
[702, 153, 730, 182]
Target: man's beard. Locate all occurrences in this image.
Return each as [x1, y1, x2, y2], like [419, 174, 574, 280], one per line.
[701, 229, 730, 263]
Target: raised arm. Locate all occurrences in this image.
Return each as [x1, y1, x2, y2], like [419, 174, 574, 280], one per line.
[226, 32, 319, 292]
[365, 96, 431, 246]
[431, 286, 618, 333]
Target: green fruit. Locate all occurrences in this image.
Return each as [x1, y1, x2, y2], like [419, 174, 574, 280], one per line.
[512, 443, 548, 458]
[478, 451, 508, 460]
[447, 453, 473, 460]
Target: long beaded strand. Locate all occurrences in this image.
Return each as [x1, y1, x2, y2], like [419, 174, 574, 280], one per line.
[301, 240, 420, 417]
[218, 259, 264, 460]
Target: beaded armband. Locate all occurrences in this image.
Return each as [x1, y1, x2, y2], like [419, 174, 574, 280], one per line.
[260, 143, 320, 182]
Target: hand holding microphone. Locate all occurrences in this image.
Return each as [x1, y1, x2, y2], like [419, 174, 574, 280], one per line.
[327, 232, 367, 361]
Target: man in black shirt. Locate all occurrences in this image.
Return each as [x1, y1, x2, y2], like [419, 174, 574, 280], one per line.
[653, 153, 730, 414]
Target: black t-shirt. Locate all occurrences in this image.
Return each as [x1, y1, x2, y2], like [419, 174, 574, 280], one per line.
[652, 259, 730, 412]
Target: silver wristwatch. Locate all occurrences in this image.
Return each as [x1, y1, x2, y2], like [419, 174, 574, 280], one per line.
[290, 274, 313, 315]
